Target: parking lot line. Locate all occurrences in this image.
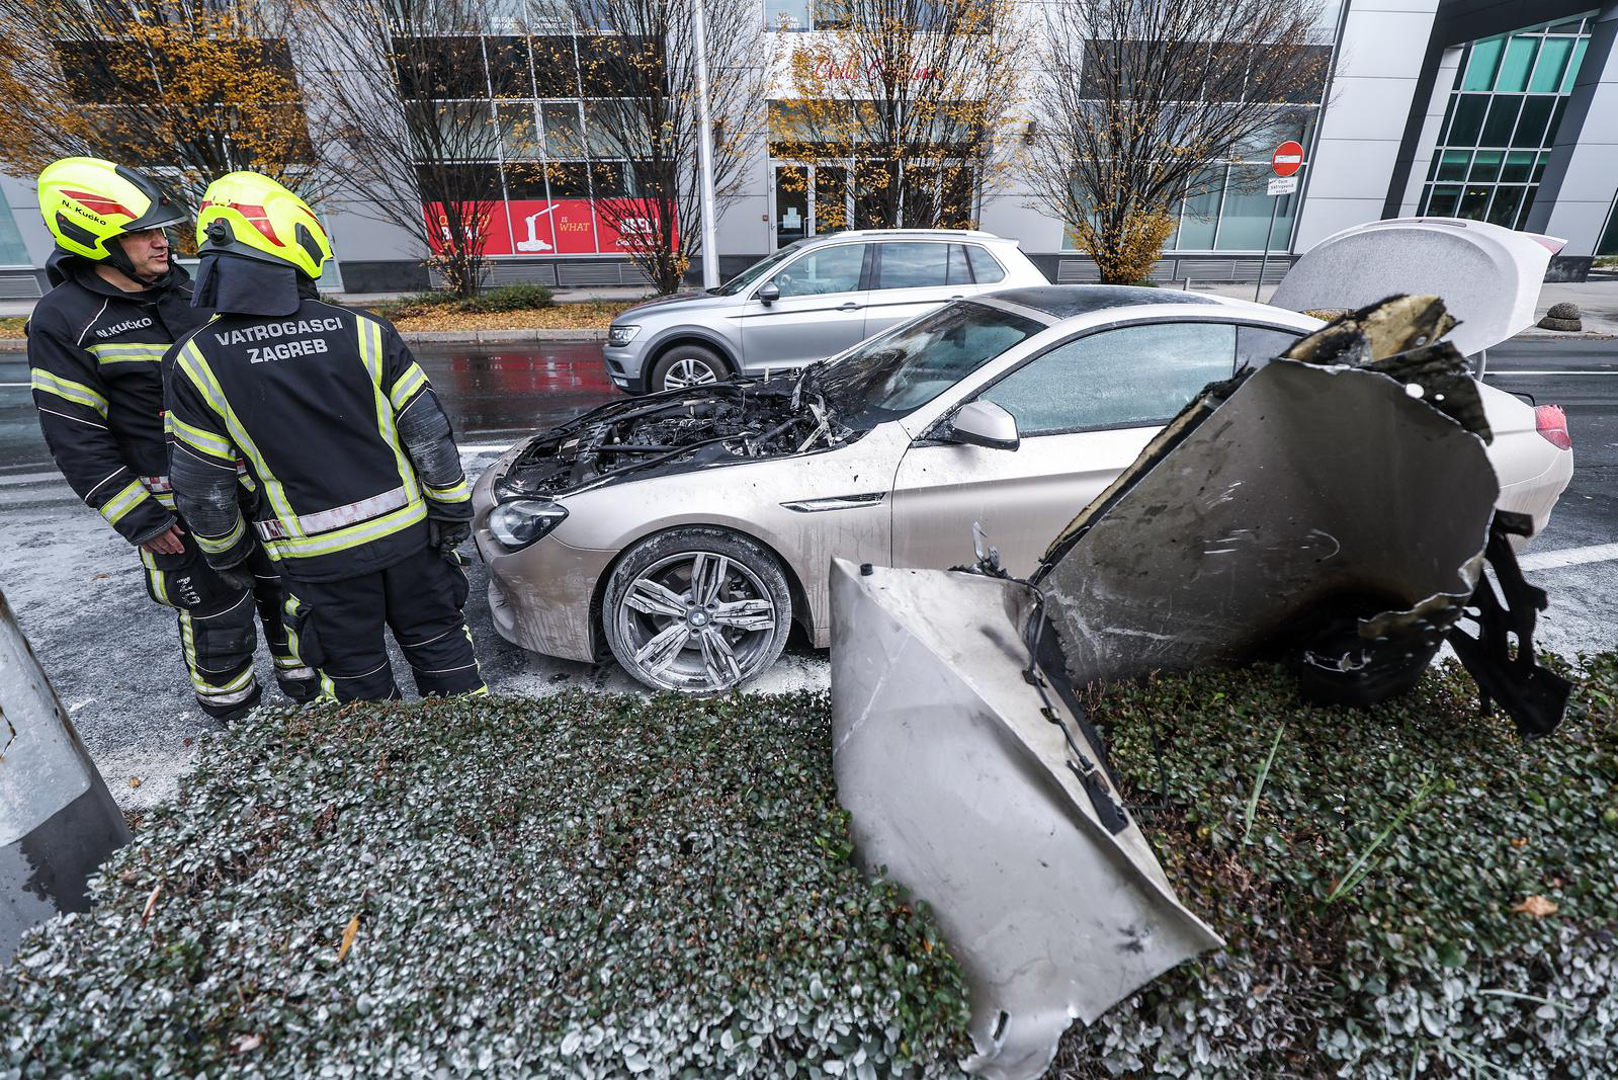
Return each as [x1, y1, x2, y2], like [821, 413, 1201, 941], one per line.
[1519, 541, 1618, 572]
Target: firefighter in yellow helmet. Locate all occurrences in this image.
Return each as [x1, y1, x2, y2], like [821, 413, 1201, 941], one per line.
[164, 172, 485, 701]
[26, 157, 314, 721]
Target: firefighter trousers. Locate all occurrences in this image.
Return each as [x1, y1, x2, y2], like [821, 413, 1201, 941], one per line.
[279, 545, 486, 703]
[140, 534, 316, 719]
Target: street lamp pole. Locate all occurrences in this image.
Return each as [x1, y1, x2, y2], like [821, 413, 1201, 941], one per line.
[693, 0, 720, 290]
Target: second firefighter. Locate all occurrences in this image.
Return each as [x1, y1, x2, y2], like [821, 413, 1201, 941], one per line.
[165, 172, 486, 701]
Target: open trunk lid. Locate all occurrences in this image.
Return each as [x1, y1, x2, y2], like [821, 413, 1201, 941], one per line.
[1271, 217, 1565, 356]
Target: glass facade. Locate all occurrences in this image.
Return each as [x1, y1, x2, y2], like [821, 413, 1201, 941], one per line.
[1416, 15, 1594, 229]
[0, 185, 29, 266]
[1063, 111, 1317, 253]
[402, 31, 660, 257]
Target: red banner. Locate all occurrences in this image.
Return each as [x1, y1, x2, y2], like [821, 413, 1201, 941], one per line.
[422, 199, 676, 257]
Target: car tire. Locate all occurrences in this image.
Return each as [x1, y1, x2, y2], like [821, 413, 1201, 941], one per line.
[650, 344, 730, 393]
[603, 528, 792, 693]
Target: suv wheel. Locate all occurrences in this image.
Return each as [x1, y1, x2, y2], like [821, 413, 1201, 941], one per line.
[650, 344, 729, 392]
[603, 528, 792, 693]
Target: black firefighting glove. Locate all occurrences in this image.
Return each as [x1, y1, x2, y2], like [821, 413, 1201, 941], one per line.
[428, 518, 471, 561]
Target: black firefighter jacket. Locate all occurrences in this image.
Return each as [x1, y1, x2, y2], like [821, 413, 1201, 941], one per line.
[164, 293, 472, 584]
[26, 251, 212, 545]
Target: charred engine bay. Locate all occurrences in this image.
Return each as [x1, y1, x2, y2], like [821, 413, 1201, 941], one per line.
[496, 381, 854, 497]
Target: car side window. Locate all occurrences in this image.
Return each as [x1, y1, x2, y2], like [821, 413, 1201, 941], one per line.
[966, 245, 1006, 284]
[946, 244, 973, 286]
[770, 243, 865, 298]
[875, 242, 949, 289]
[1236, 324, 1304, 373]
[979, 321, 1237, 437]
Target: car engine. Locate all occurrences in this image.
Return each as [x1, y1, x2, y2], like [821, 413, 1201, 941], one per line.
[495, 379, 856, 498]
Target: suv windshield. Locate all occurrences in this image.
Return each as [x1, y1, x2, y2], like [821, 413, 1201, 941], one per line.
[711, 243, 804, 296]
[815, 302, 1044, 430]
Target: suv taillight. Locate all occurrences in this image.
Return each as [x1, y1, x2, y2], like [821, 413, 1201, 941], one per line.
[1535, 404, 1571, 450]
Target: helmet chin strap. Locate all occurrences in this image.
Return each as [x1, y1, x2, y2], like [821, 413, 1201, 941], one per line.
[103, 233, 140, 277]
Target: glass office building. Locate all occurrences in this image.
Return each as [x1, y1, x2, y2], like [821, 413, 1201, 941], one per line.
[1416, 16, 1594, 230]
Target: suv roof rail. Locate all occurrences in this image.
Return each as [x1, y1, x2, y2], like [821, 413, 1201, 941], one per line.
[823, 227, 1004, 241]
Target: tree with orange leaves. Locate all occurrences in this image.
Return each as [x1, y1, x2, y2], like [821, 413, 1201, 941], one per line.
[0, 0, 322, 218]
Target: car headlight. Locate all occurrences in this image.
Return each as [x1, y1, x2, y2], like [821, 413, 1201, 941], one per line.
[607, 324, 641, 347]
[487, 499, 569, 550]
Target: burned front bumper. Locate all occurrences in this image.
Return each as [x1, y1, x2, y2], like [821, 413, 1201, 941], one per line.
[472, 462, 613, 664]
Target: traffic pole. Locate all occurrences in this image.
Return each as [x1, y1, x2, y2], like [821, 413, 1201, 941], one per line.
[693, 0, 720, 291]
[1, 586, 130, 961]
[1255, 196, 1279, 303]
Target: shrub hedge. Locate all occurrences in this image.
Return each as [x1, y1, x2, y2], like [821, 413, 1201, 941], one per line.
[0, 692, 971, 1079]
[1055, 654, 1618, 1079]
[4, 658, 1614, 1079]
[376, 282, 556, 319]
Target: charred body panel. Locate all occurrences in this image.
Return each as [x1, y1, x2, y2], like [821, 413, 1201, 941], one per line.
[829, 296, 1569, 1080]
[494, 380, 855, 499]
[829, 562, 1221, 1080]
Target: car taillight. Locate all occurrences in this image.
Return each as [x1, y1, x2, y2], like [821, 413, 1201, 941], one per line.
[1535, 404, 1571, 450]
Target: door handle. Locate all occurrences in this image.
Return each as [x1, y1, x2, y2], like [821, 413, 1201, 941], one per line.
[837, 302, 860, 311]
[950, 294, 963, 299]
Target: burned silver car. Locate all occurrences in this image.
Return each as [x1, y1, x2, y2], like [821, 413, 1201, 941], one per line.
[829, 294, 1571, 1080]
[471, 219, 1574, 692]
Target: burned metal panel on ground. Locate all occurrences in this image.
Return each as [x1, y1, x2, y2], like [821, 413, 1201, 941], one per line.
[829, 561, 1221, 1080]
[1, 587, 131, 962]
[829, 295, 1570, 1080]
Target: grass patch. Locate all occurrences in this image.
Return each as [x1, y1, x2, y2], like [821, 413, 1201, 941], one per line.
[0, 316, 28, 338]
[380, 299, 641, 334]
[368, 284, 643, 333]
[0, 691, 971, 1078]
[1053, 654, 1618, 1079]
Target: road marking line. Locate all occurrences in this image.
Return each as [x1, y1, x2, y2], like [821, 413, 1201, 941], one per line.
[1519, 541, 1618, 572]
[0, 470, 61, 486]
[459, 441, 517, 452]
[0, 488, 75, 507]
[0, 381, 31, 387]
[1486, 370, 1618, 376]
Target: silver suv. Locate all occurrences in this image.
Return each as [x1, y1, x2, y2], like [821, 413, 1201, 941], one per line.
[602, 229, 1047, 394]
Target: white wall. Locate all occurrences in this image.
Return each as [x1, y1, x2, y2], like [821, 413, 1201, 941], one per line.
[1293, 0, 1442, 251]
[1398, 45, 1464, 215]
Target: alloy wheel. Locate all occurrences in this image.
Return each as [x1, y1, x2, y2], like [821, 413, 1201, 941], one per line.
[662, 357, 720, 390]
[614, 550, 779, 691]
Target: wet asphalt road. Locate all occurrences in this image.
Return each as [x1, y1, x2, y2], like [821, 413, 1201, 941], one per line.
[0, 338, 1613, 809]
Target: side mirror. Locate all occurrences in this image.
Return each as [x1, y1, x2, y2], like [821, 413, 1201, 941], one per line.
[757, 281, 780, 305]
[947, 400, 1019, 451]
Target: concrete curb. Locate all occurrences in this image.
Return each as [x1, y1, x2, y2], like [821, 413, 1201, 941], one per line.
[0, 328, 607, 353]
[400, 328, 607, 345]
[0, 326, 1604, 354]
[1512, 329, 1617, 341]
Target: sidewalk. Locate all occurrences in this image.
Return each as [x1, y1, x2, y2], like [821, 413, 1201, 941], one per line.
[1193, 278, 1618, 338]
[1, 279, 1613, 349]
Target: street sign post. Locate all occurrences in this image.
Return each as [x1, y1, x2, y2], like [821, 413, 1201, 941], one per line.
[1256, 141, 1306, 300]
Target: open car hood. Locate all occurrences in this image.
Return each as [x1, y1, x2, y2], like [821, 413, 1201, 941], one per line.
[830, 296, 1570, 1079]
[1271, 217, 1565, 356]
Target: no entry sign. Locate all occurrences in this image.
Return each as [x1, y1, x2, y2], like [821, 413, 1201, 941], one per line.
[1271, 141, 1305, 177]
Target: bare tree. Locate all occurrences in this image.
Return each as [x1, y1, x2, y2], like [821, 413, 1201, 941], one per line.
[531, 1, 765, 294]
[777, 0, 1026, 230]
[1028, 0, 1331, 284]
[291, 0, 512, 297]
[0, 0, 319, 213]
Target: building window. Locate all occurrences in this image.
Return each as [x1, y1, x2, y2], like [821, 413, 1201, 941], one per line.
[398, 31, 667, 257]
[1417, 15, 1594, 230]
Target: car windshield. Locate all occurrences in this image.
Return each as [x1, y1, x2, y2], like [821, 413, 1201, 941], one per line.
[815, 302, 1045, 430]
[710, 243, 804, 296]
